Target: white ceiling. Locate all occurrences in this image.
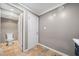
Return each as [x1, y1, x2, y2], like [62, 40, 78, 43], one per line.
[0, 3, 65, 20]
[0, 9, 19, 20]
[0, 3, 22, 20]
[21, 3, 65, 16]
[0, 3, 22, 15]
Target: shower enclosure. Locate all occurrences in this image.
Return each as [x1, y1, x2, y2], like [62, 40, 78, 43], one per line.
[0, 3, 39, 53]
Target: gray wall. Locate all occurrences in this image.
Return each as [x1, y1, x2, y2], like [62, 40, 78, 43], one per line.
[25, 12, 28, 49]
[39, 3, 79, 56]
[1, 17, 18, 43]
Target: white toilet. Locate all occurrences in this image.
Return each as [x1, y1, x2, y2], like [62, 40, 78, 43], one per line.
[6, 33, 14, 46]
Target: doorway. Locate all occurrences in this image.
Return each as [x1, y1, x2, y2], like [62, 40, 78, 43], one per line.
[0, 3, 39, 55]
[0, 3, 24, 55]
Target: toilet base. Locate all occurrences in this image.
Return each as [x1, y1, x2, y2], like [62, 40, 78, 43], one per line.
[6, 41, 14, 46]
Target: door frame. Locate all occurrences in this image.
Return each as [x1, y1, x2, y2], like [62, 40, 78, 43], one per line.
[9, 3, 25, 51]
[9, 3, 39, 52]
[18, 13, 23, 51]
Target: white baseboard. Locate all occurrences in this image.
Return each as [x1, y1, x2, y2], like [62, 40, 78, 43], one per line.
[37, 43, 68, 56]
[23, 48, 30, 52]
[23, 43, 68, 56]
[23, 44, 37, 52]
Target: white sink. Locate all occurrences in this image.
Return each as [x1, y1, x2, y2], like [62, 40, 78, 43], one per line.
[73, 38, 79, 46]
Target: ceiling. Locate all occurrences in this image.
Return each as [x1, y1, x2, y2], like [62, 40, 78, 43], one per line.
[0, 3, 65, 20]
[0, 3, 22, 20]
[21, 3, 65, 16]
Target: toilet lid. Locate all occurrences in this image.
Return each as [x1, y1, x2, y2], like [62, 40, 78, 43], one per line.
[6, 33, 14, 41]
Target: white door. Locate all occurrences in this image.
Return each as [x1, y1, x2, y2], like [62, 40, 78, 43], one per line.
[18, 13, 23, 51]
[28, 12, 38, 49]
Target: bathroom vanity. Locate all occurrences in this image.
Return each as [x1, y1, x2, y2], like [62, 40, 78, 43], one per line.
[73, 38, 79, 56]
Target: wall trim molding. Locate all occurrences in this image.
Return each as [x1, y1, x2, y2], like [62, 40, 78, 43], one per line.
[39, 3, 66, 16]
[23, 48, 30, 52]
[23, 45, 37, 52]
[37, 43, 68, 56]
[18, 3, 66, 16]
[23, 43, 68, 56]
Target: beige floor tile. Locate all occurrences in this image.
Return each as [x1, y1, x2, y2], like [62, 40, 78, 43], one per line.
[0, 40, 62, 56]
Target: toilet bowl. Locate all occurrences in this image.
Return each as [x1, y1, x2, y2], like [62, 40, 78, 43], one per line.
[6, 33, 14, 46]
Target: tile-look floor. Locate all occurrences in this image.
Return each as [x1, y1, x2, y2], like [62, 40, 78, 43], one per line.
[0, 40, 62, 56]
